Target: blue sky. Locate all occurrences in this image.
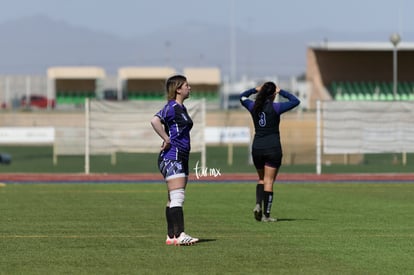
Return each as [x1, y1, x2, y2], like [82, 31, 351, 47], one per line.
[0, 0, 413, 39]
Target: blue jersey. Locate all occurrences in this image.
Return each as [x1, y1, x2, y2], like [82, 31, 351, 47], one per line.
[155, 100, 193, 161]
[240, 89, 300, 149]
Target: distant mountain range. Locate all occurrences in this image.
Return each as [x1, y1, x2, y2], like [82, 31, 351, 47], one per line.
[0, 15, 411, 79]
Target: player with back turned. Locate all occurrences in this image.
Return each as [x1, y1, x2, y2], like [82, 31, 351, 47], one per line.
[240, 82, 300, 222]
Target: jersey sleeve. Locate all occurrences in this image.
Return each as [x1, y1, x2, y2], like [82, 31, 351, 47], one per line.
[273, 90, 300, 114]
[239, 88, 256, 111]
[155, 103, 174, 124]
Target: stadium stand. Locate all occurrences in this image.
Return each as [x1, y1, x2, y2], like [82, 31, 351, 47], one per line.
[116, 67, 221, 101]
[47, 66, 105, 106]
[117, 67, 176, 100]
[183, 67, 221, 101]
[307, 42, 414, 107]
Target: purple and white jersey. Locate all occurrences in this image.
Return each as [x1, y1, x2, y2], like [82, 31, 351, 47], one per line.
[155, 100, 193, 161]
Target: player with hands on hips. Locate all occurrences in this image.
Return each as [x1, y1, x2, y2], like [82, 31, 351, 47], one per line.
[151, 75, 199, 245]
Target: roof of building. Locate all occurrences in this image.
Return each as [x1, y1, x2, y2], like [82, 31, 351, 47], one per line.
[183, 67, 221, 85]
[118, 67, 176, 79]
[47, 66, 106, 78]
[308, 41, 414, 51]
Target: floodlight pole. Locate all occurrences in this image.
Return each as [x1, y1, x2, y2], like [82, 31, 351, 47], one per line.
[390, 33, 401, 99]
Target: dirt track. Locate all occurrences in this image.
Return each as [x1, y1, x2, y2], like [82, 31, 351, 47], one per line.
[1, 173, 414, 183]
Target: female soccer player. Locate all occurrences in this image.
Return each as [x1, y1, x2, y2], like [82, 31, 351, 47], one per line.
[240, 82, 300, 222]
[151, 75, 199, 245]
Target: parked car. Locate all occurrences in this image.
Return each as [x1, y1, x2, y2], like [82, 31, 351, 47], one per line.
[21, 95, 55, 109]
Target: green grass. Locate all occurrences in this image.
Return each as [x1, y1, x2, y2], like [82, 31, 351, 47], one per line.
[1, 182, 413, 274]
[1, 146, 414, 174]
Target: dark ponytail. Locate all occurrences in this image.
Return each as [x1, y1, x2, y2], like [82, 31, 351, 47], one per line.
[253, 82, 276, 114]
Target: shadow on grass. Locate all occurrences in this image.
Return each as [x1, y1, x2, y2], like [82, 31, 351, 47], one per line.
[197, 239, 217, 243]
[276, 218, 317, 222]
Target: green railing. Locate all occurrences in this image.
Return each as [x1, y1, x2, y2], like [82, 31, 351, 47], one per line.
[56, 91, 95, 105]
[127, 90, 219, 101]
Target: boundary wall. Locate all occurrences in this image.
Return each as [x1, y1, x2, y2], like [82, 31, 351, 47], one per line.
[0, 110, 317, 165]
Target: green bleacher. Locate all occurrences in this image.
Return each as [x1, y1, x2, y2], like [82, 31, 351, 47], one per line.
[189, 91, 219, 101]
[127, 90, 219, 101]
[56, 90, 95, 105]
[330, 81, 414, 101]
[127, 91, 164, 100]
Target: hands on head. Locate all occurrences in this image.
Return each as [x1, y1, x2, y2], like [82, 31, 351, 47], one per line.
[255, 83, 280, 94]
[255, 84, 263, 93]
[275, 86, 280, 94]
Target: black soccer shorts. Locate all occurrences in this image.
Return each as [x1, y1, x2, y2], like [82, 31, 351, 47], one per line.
[252, 147, 283, 169]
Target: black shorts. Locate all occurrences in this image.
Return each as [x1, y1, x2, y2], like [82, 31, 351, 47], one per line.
[252, 147, 283, 169]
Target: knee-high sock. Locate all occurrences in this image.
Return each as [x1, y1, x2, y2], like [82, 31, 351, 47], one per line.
[165, 207, 174, 238]
[263, 191, 274, 217]
[169, 206, 184, 237]
[256, 184, 264, 206]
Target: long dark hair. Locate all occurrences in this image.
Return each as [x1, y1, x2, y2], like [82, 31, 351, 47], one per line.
[253, 82, 276, 114]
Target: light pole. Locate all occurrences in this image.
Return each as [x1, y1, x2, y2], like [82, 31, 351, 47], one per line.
[165, 40, 171, 66]
[389, 33, 401, 99]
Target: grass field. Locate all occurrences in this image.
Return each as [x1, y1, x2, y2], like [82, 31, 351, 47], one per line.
[1, 182, 413, 274]
[1, 145, 414, 174]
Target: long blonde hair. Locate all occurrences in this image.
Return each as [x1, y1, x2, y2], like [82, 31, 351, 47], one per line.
[165, 75, 187, 100]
